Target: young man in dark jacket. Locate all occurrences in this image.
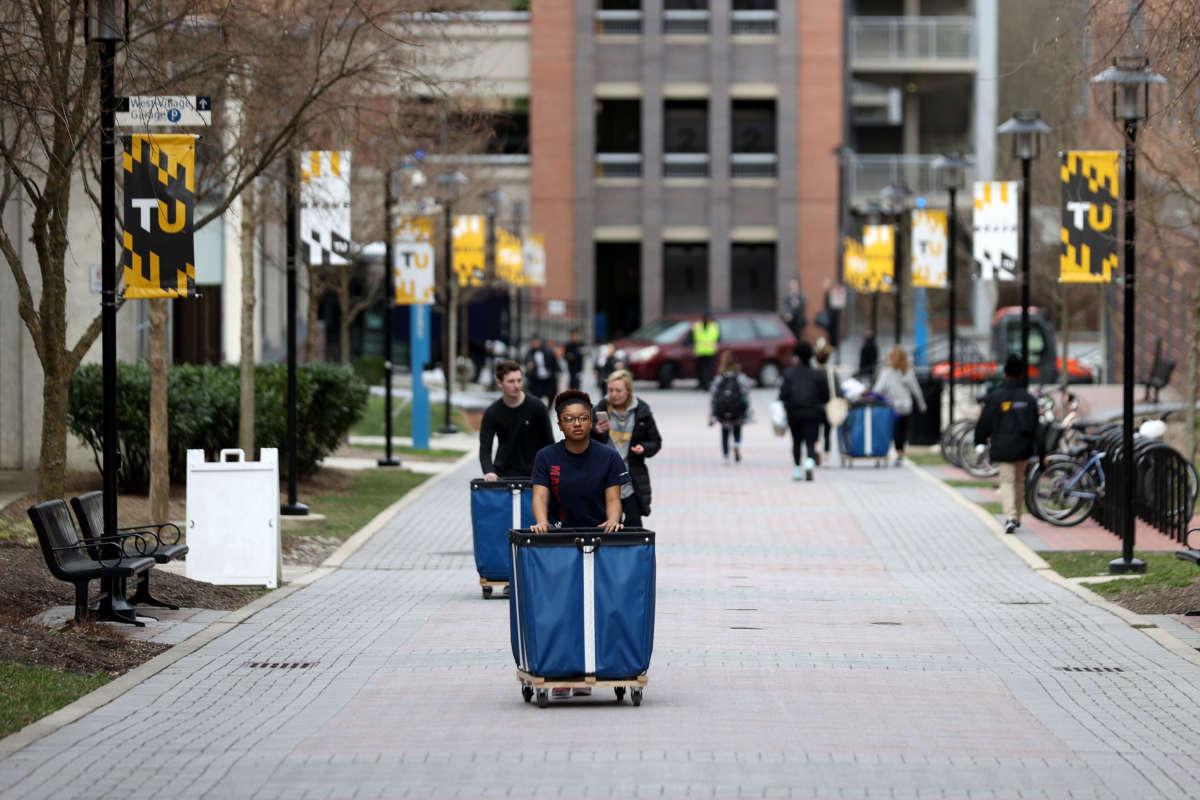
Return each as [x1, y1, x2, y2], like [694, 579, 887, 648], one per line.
[479, 360, 555, 480]
[974, 355, 1040, 533]
[779, 341, 830, 481]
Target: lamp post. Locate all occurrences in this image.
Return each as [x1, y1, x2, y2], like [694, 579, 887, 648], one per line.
[880, 183, 912, 346]
[1093, 55, 1165, 575]
[436, 170, 468, 435]
[859, 200, 884, 338]
[87, 0, 128, 547]
[378, 168, 400, 467]
[934, 154, 968, 428]
[997, 109, 1051, 386]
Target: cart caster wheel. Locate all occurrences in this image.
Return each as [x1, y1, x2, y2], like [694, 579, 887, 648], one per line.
[536, 689, 549, 708]
[522, 685, 533, 703]
[482, 585, 493, 599]
[614, 687, 626, 702]
[631, 688, 643, 707]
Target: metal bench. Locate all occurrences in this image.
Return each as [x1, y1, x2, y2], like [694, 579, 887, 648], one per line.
[27, 499, 157, 626]
[1143, 338, 1176, 403]
[71, 491, 187, 610]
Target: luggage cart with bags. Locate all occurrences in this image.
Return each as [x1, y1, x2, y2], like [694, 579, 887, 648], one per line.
[470, 478, 534, 598]
[839, 396, 894, 467]
[509, 527, 656, 707]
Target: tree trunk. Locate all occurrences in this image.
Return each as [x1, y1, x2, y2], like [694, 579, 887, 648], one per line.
[306, 263, 323, 362]
[148, 299, 170, 521]
[36, 354, 69, 502]
[238, 190, 257, 457]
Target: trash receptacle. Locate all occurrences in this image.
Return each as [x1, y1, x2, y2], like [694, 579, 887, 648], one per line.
[909, 368, 943, 446]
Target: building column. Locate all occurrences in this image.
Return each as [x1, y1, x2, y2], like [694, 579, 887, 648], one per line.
[708, 0, 732, 311]
[973, 0, 999, 334]
[641, 0, 665, 321]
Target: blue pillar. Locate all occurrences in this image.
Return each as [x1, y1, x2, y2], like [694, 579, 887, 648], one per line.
[410, 303, 431, 450]
[913, 287, 929, 367]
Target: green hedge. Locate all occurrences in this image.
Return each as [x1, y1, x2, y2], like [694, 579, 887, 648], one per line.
[68, 363, 369, 493]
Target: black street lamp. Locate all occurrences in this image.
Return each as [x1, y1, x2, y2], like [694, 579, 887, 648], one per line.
[87, 0, 133, 620]
[436, 170, 468, 435]
[1093, 55, 1165, 575]
[880, 183, 912, 346]
[997, 109, 1051, 386]
[933, 153, 968, 428]
[378, 168, 401, 467]
[859, 200, 884, 338]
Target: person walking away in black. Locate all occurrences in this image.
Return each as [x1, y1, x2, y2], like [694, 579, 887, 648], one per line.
[524, 333, 559, 405]
[779, 341, 829, 481]
[781, 278, 807, 340]
[563, 329, 584, 391]
[819, 277, 841, 349]
[974, 355, 1041, 534]
[531, 388, 630, 699]
[478, 360, 555, 480]
[709, 350, 751, 465]
[858, 330, 878, 380]
[815, 343, 838, 465]
[872, 345, 927, 466]
[692, 313, 720, 390]
[591, 369, 661, 527]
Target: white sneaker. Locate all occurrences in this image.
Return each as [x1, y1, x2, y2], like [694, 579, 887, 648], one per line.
[722, 455, 731, 466]
[793, 465, 804, 481]
[1003, 518, 1018, 534]
[804, 458, 815, 481]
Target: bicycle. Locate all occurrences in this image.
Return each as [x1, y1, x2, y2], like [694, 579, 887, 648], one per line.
[1028, 443, 1107, 526]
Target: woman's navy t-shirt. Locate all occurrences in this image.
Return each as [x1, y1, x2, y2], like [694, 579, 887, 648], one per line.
[531, 441, 630, 527]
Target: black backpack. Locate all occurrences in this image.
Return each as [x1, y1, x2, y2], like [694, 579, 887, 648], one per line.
[713, 374, 747, 422]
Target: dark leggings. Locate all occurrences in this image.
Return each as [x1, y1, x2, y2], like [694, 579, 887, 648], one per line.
[786, 412, 821, 466]
[621, 495, 642, 527]
[820, 420, 832, 453]
[893, 414, 911, 454]
[720, 423, 742, 456]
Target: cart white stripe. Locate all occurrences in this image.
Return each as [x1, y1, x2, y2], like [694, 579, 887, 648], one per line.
[512, 541, 527, 671]
[511, 488, 521, 530]
[582, 548, 596, 675]
[864, 406, 872, 455]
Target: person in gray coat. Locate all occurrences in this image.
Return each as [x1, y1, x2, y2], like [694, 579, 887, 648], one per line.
[871, 345, 927, 466]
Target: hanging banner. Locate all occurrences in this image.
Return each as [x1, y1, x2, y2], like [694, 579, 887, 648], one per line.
[300, 150, 352, 266]
[842, 237, 868, 292]
[910, 209, 947, 289]
[394, 216, 435, 305]
[453, 214, 485, 287]
[973, 181, 1018, 281]
[862, 224, 894, 293]
[522, 234, 547, 287]
[121, 134, 197, 299]
[495, 227, 524, 285]
[1059, 150, 1119, 284]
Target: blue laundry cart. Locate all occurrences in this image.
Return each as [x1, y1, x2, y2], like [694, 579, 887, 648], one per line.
[470, 478, 534, 598]
[509, 527, 656, 707]
[839, 399, 894, 467]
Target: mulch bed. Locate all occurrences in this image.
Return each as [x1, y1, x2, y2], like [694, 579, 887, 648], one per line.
[1106, 583, 1200, 616]
[0, 467, 361, 678]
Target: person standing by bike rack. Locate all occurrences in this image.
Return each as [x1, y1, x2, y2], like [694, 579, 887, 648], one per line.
[974, 355, 1041, 534]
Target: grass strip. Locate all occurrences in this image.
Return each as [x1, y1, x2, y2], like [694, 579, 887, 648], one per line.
[0, 663, 110, 739]
[352, 396, 469, 438]
[349, 443, 467, 460]
[977, 501, 1004, 516]
[907, 451, 947, 466]
[946, 479, 1000, 489]
[302, 467, 431, 541]
[1041, 551, 1198, 599]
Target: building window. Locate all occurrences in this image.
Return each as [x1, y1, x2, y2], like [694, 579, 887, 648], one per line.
[595, 99, 642, 177]
[731, 243, 776, 310]
[664, 100, 709, 178]
[663, 243, 709, 313]
[664, 0, 709, 34]
[485, 101, 529, 156]
[733, 0, 775, 8]
[596, 0, 642, 35]
[595, 242, 642, 340]
[731, 100, 776, 177]
[731, 0, 777, 34]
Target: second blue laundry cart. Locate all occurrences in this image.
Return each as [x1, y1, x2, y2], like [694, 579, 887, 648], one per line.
[469, 478, 534, 598]
[509, 527, 656, 707]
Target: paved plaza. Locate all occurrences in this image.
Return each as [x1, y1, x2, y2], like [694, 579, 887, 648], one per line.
[4, 387, 1200, 798]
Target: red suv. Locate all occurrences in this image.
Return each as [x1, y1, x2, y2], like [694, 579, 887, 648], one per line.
[610, 311, 797, 388]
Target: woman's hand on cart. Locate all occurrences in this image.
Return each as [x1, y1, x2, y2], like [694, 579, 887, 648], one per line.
[484, 471, 498, 481]
[599, 518, 624, 533]
[530, 521, 550, 533]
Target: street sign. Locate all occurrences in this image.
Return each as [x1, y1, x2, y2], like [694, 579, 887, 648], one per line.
[116, 96, 213, 128]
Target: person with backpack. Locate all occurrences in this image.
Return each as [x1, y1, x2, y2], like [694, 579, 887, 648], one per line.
[871, 345, 927, 466]
[779, 341, 829, 481]
[591, 368, 662, 527]
[974, 355, 1041, 534]
[709, 350, 752, 465]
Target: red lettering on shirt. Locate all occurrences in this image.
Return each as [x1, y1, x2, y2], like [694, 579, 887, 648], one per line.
[549, 464, 564, 521]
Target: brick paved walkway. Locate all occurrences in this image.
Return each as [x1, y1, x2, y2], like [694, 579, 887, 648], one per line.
[4, 388, 1200, 799]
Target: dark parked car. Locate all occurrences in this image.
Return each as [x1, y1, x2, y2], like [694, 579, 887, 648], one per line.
[610, 311, 796, 389]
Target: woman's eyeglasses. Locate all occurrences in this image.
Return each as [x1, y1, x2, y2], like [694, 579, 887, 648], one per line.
[559, 415, 591, 425]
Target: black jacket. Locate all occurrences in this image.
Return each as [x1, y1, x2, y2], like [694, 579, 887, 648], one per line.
[590, 398, 663, 516]
[974, 381, 1040, 462]
[779, 363, 830, 421]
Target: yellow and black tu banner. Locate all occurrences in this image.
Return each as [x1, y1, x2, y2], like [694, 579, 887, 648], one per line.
[122, 134, 196, 298]
[1060, 150, 1118, 283]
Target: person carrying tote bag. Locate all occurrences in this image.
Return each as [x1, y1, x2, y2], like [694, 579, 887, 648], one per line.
[817, 344, 848, 464]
